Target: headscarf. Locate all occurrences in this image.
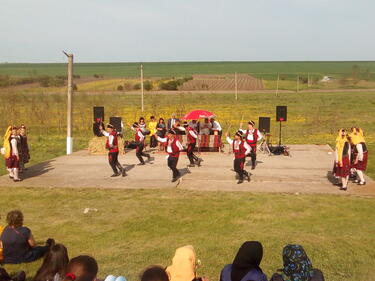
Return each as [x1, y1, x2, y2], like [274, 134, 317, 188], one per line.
[335, 129, 347, 163]
[231, 241, 263, 281]
[281, 245, 314, 281]
[166, 245, 196, 281]
[350, 128, 365, 145]
[2, 126, 12, 158]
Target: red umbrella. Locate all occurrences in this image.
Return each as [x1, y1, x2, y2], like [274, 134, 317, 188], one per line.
[182, 110, 214, 120]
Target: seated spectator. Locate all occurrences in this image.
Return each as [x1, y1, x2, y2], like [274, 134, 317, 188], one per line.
[188, 120, 199, 132]
[166, 245, 206, 281]
[63, 255, 98, 281]
[0, 268, 25, 281]
[199, 118, 212, 135]
[140, 266, 168, 281]
[104, 275, 126, 281]
[210, 118, 222, 135]
[270, 244, 325, 281]
[0, 210, 54, 264]
[220, 241, 267, 281]
[33, 244, 69, 281]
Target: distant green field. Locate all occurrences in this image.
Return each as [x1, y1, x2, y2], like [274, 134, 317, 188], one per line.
[1, 61, 375, 78]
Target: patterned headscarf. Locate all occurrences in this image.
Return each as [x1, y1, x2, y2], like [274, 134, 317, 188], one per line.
[282, 245, 314, 281]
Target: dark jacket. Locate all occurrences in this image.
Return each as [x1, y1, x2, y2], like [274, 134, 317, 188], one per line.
[270, 269, 325, 281]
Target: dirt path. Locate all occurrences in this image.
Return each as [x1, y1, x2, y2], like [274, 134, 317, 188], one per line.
[0, 145, 374, 196]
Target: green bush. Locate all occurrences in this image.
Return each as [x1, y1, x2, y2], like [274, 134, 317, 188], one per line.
[159, 80, 178, 90]
[133, 83, 141, 90]
[144, 80, 153, 91]
[117, 85, 124, 91]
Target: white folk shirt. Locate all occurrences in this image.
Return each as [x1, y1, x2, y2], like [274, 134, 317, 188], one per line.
[101, 131, 114, 146]
[10, 137, 19, 156]
[212, 121, 222, 131]
[239, 129, 263, 142]
[157, 136, 184, 153]
[226, 137, 251, 159]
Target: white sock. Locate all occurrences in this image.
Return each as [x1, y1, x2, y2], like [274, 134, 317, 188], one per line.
[7, 168, 14, 177]
[342, 176, 349, 188]
[13, 168, 19, 180]
[357, 170, 365, 182]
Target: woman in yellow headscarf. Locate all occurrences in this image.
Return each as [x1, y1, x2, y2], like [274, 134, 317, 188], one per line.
[334, 129, 351, 191]
[350, 127, 368, 185]
[166, 245, 205, 281]
[2, 126, 12, 159]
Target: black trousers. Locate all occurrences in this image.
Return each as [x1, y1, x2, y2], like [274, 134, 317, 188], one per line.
[168, 156, 180, 179]
[187, 142, 198, 164]
[150, 135, 158, 148]
[234, 158, 246, 180]
[108, 152, 123, 174]
[136, 143, 149, 163]
[248, 144, 257, 167]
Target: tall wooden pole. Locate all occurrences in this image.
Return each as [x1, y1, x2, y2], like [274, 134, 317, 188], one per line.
[276, 73, 280, 97]
[297, 74, 299, 93]
[234, 72, 238, 101]
[141, 64, 144, 112]
[63, 51, 73, 155]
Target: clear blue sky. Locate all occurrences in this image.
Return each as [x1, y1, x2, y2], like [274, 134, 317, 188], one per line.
[1, 0, 374, 63]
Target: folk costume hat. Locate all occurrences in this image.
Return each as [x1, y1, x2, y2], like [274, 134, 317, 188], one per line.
[107, 124, 114, 129]
[132, 122, 140, 128]
[248, 120, 255, 126]
[235, 130, 243, 138]
[168, 129, 176, 135]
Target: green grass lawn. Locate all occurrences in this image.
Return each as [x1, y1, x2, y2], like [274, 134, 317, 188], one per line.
[1, 61, 375, 78]
[1, 188, 375, 281]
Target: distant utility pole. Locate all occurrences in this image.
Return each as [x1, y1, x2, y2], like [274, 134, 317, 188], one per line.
[140, 64, 144, 112]
[296, 74, 299, 93]
[63, 51, 73, 155]
[234, 72, 238, 100]
[276, 73, 280, 97]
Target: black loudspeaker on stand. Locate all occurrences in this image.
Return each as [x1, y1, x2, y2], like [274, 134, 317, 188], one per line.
[93, 106, 105, 122]
[109, 117, 123, 133]
[276, 106, 287, 146]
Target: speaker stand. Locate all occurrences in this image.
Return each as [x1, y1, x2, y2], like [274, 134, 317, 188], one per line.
[278, 121, 282, 146]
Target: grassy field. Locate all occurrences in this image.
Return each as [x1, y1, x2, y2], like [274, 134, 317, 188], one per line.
[1, 61, 375, 79]
[1, 188, 375, 281]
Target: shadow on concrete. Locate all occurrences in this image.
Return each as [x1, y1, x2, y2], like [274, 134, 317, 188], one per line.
[22, 160, 55, 180]
[179, 167, 191, 177]
[326, 170, 339, 186]
[123, 164, 135, 172]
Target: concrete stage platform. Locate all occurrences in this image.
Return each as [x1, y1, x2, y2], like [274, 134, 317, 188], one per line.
[0, 145, 374, 196]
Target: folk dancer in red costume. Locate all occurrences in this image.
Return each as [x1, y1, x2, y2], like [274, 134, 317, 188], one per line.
[4, 126, 22, 182]
[181, 122, 203, 167]
[226, 130, 251, 184]
[333, 129, 351, 191]
[350, 127, 368, 185]
[100, 124, 126, 177]
[155, 129, 184, 182]
[239, 120, 263, 170]
[132, 122, 151, 165]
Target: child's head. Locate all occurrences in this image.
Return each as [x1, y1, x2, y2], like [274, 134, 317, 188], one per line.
[6, 210, 23, 227]
[64, 255, 98, 281]
[141, 266, 169, 281]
